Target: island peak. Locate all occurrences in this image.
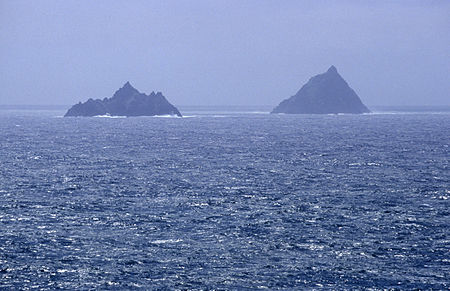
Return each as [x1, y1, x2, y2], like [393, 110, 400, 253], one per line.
[122, 81, 134, 88]
[327, 65, 338, 74]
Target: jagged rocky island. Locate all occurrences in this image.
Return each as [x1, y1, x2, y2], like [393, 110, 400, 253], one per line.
[64, 82, 182, 117]
[272, 66, 370, 114]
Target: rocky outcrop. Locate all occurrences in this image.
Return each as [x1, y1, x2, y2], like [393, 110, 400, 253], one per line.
[64, 82, 182, 117]
[272, 66, 370, 114]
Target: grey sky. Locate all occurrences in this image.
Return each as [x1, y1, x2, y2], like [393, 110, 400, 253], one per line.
[1, 0, 449, 106]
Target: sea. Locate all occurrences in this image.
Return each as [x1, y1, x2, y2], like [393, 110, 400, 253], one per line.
[0, 106, 449, 290]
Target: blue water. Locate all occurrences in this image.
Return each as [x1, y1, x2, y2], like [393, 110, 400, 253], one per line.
[0, 109, 449, 289]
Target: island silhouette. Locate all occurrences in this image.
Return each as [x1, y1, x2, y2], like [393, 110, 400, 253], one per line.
[64, 82, 182, 117]
[272, 66, 370, 114]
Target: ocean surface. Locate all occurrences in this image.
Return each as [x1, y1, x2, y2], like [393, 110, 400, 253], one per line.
[0, 108, 449, 289]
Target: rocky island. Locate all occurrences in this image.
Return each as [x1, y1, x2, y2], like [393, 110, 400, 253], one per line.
[271, 66, 370, 114]
[64, 82, 182, 117]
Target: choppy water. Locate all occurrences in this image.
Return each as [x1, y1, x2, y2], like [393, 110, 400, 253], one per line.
[0, 109, 449, 289]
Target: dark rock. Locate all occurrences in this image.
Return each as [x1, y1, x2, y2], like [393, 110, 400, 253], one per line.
[64, 82, 182, 117]
[271, 66, 370, 114]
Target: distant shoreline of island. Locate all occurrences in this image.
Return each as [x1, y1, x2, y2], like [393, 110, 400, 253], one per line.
[2, 104, 450, 113]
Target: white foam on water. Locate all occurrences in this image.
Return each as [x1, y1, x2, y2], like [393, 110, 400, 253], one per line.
[94, 114, 126, 118]
[151, 115, 182, 118]
[151, 239, 183, 244]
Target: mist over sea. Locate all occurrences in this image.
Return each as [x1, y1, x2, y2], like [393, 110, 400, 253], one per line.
[0, 107, 449, 289]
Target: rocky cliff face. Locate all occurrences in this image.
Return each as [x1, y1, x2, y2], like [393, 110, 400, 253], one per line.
[272, 66, 370, 114]
[64, 82, 182, 117]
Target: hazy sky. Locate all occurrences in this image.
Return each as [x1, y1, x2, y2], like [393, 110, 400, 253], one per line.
[1, 0, 449, 106]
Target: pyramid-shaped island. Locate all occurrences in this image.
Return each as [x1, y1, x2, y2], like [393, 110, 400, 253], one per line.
[64, 82, 182, 117]
[272, 66, 370, 114]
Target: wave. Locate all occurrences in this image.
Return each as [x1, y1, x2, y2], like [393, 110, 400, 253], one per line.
[96, 114, 186, 118]
[151, 239, 183, 244]
[94, 114, 126, 118]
